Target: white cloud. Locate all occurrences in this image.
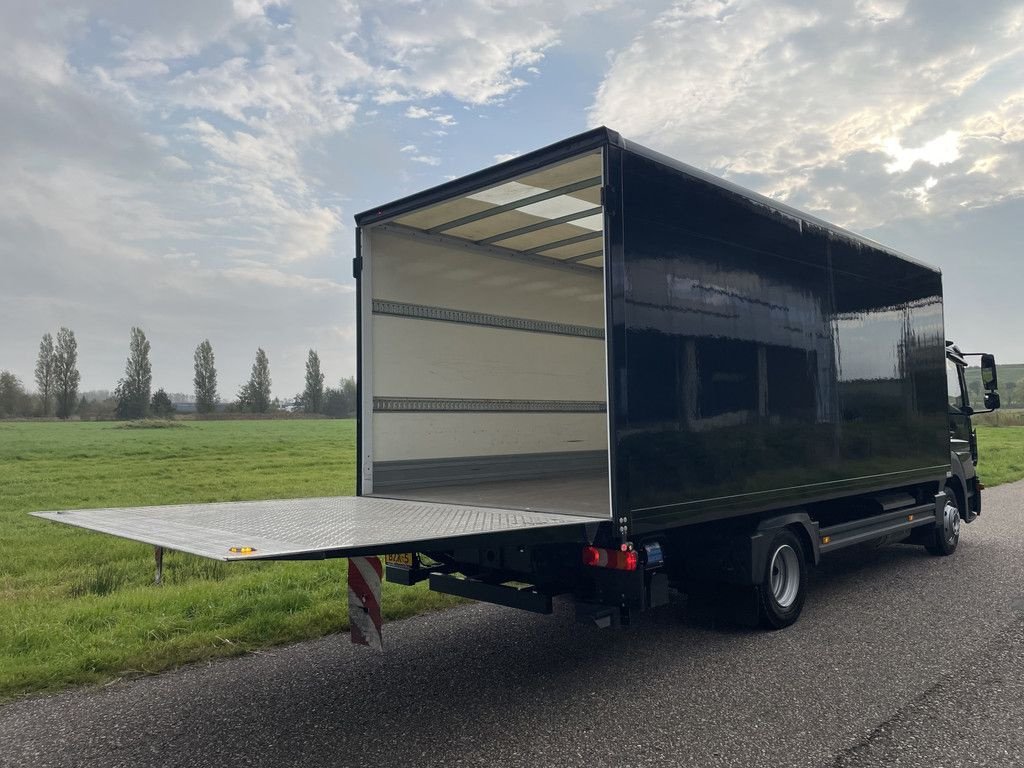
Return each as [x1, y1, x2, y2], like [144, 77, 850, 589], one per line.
[883, 130, 961, 173]
[374, 88, 411, 104]
[366, 0, 613, 104]
[590, 0, 1024, 229]
[410, 155, 441, 166]
[111, 60, 171, 80]
[220, 264, 353, 293]
[405, 104, 458, 126]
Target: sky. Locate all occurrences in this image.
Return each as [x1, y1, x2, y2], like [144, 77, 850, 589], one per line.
[1, 0, 1022, 399]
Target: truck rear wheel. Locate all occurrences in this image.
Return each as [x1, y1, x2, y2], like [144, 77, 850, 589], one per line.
[756, 528, 807, 629]
[926, 485, 961, 556]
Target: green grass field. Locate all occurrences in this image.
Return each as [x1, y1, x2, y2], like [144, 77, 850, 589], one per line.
[0, 420, 458, 700]
[2, 420, 1024, 701]
[976, 426, 1024, 486]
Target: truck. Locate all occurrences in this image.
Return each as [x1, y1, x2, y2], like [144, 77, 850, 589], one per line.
[35, 127, 1003, 636]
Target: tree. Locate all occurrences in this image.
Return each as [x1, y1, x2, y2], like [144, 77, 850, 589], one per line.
[34, 333, 55, 416]
[1005, 381, 1017, 407]
[193, 339, 219, 414]
[238, 348, 271, 413]
[150, 388, 175, 417]
[53, 327, 81, 420]
[114, 327, 152, 419]
[303, 349, 325, 414]
[323, 376, 357, 418]
[0, 371, 33, 417]
[968, 380, 982, 407]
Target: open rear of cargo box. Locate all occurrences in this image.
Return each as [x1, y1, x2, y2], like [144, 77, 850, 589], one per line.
[356, 147, 611, 519]
[34, 135, 615, 567]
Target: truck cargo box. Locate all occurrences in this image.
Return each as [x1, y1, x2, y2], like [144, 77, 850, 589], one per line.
[355, 127, 948, 538]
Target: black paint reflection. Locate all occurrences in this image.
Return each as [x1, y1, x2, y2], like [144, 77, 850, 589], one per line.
[615, 152, 947, 528]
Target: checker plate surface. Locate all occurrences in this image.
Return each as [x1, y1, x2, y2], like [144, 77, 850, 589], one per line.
[31, 496, 596, 561]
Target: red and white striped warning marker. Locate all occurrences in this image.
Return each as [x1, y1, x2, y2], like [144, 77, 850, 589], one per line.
[348, 556, 383, 650]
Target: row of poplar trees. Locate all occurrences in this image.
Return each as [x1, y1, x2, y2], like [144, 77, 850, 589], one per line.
[33, 328, 81, 419]
[26, 326, 349, 419]
[110, 328, 270, 417]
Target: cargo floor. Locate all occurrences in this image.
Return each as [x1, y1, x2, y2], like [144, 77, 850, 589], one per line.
[374, 471, 610, 518]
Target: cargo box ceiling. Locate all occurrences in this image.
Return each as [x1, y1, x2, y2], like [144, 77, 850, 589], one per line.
[357, 147, 611, 519]
[385, 151, 604, 268]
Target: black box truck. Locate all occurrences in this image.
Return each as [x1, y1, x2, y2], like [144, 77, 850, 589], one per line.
[36, 127, 1002, 631]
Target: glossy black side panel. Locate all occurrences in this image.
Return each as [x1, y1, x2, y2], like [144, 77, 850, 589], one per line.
[604, 144, 628, 534]
[617, 151, 948, 532]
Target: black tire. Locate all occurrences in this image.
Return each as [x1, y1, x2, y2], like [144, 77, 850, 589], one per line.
[755, 528, 807, 630]
[926, 485, 961, 556]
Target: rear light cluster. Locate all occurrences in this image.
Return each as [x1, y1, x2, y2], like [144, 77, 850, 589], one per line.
[582, 545, 638, 571]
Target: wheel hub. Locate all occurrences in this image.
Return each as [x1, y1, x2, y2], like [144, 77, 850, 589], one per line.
[769, 544, 800, 609]
[944, 499, 960, 544]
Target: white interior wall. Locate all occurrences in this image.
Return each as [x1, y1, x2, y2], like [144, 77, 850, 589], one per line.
[373, 413, 607, 461]
[369, 230, 607, 462]
[373, 316, 605, 401]
[371, 230, 603, 325]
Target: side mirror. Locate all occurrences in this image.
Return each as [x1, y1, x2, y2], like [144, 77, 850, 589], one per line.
[984, 391, 1001, 411]
[981, 353, 998, 391]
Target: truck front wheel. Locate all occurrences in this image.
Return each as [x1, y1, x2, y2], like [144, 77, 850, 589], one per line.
[926, 486, 961, 556]
[756, 528, 807, 629]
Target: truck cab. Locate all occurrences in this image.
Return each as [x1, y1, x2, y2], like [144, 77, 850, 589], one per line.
[946, 341, 1000, 523]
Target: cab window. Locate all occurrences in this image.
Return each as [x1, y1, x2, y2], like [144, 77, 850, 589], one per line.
[946, 359, 966, 411]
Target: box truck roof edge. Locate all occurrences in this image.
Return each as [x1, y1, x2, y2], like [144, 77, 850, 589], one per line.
[354, 125, 936, 275]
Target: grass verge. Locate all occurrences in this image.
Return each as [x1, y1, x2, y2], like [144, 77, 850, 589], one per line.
[0, 420, 460, 701]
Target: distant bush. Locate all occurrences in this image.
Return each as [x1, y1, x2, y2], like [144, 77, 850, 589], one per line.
[177, 411, 325, 421]
[115, 420, 188, 429]
[974, 409, 1024, 428]
[150, 388, 176, 417]
[77, 396, 118, 421]
[323, 376, 356, 418]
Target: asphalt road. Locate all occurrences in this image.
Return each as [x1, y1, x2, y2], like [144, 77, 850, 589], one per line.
[3, 480, 1024, 768]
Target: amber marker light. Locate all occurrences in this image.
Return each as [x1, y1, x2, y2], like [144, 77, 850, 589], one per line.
[229, 546, 257, 555]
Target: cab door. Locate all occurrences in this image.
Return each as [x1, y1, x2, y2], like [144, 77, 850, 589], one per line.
[946, 356, 974, 466]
